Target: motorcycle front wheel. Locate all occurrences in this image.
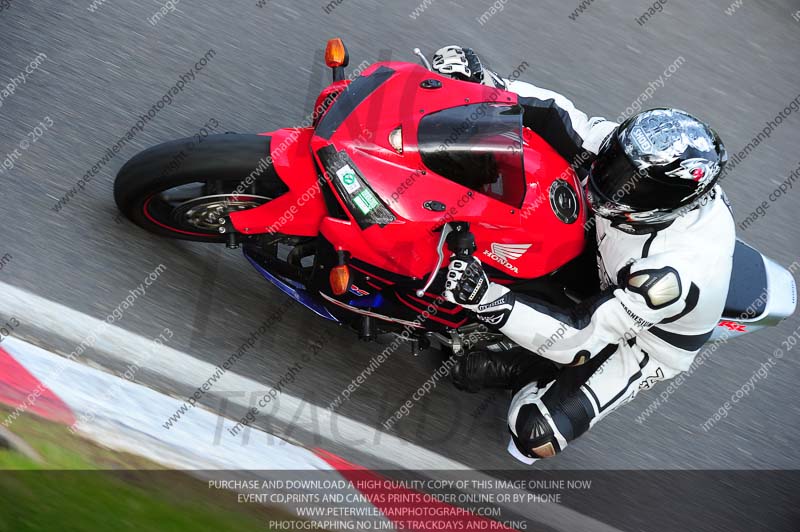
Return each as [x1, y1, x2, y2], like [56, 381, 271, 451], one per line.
[114, 134, 288, 242]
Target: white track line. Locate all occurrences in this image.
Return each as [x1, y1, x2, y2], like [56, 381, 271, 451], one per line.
[2, 336, 391, 532]
[0, 281, 623, 532]
[3, 336, 329, 471]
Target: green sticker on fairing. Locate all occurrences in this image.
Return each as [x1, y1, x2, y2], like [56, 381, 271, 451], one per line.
[353, 189, 380, 214]
[335, 164, 362, 194]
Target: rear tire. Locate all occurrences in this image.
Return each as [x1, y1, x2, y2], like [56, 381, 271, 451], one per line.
[114, 134, 288, 242]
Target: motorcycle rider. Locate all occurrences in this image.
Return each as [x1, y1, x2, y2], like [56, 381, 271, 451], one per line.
[432, 46, 735, 463]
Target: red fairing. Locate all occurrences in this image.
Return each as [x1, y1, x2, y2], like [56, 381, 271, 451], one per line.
[229, 128, 327, 236]
[232, 61, 586, 282]
[312, 62, 586, 280]
[313, 79, 351, 125]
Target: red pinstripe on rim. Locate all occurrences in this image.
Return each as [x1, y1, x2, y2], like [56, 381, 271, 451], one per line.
[142, 195, 215, 237]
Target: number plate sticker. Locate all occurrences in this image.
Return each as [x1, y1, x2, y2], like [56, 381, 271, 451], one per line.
[336, 164, 362, 194]
[353, 189, 380, 214]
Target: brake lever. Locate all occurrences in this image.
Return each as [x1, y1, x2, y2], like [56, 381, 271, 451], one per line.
[416, 223, 453, 297]
[413, 48, 433, 71]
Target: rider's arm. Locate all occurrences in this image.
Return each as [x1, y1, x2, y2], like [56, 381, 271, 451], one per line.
[485, 257, 692, 365]
[504, 79, 618, 169]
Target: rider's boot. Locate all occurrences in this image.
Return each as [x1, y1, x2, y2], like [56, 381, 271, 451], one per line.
[451, 347, 558, 393]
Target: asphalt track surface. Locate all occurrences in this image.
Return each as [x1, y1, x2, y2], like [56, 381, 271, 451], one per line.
[1, 0, 799, 530]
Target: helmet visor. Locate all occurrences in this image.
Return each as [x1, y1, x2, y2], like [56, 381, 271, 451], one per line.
[589, 133, 698, 212]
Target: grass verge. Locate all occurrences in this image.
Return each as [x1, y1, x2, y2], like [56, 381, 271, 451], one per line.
[0, 405, 313, 531]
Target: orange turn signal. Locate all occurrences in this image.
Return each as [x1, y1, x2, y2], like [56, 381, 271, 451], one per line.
[325, 38, 348, 68]
[329, 264, 351, 295]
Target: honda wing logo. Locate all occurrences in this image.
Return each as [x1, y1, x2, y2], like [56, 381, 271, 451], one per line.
[491, 243, 531, 261]
[483, 243, 531, 274]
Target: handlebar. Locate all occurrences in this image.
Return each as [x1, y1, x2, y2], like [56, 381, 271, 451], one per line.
[446, 222, 476, 259]
[415, 222, 475, 297]
[413, 48, 433, 71]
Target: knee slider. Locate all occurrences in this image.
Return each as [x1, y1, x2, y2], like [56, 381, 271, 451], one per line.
[510, 404, 562, 459]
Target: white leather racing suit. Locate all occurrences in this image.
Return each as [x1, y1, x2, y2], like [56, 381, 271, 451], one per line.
[478, 79, 737, 463]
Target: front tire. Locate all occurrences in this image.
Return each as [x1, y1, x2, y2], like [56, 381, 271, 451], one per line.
[114, 134, 288, 242]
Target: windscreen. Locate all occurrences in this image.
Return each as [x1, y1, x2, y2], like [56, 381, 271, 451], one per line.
[418, 103, 525, 207]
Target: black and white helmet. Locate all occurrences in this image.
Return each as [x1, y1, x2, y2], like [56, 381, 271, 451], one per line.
[587, 108, 728, 225]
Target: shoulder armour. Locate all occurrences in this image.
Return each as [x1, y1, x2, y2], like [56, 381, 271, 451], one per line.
[626, 267, 683, 309]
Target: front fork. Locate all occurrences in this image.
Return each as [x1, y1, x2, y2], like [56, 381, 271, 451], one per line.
[219, 217, 239, 249]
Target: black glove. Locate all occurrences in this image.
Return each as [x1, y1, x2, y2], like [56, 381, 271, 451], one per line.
[462, 48, 486, 85]
[431, 46, 504, 88]
[444, 257, 490, 307]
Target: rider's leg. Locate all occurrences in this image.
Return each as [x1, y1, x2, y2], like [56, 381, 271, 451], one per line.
[451, 347, 559, 393]
[507, 344, 678, 463]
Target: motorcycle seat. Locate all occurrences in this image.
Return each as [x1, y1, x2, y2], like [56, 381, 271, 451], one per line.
[722, 240, 768, 320]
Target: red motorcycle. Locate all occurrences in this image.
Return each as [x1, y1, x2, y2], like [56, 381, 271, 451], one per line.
[114, 39, 796, 355]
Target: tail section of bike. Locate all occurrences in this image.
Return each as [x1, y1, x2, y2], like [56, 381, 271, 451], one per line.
[712, 240, 797, 341]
